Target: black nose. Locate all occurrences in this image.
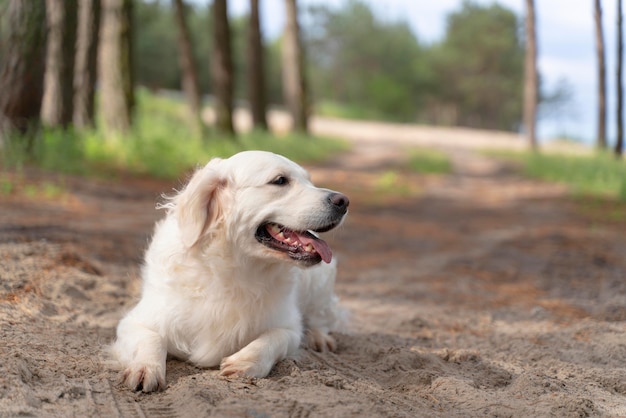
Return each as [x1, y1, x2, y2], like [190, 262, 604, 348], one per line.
[328, 192, 349, 213]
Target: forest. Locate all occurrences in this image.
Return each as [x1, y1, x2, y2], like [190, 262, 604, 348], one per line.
[0, 0, 546, 144]
[133, 0, 527, 130]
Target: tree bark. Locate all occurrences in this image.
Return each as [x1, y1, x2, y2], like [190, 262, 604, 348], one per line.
[616, 0, 624, 157]
[211, 0, 235, 136]
[523, 0, 538, 151]
[99, 0, 134, 135]
[74, 0, 101, 129]
[247, 0, 268, 131]
[281, 0, 309, 134]
[41, 0, 78, 128]
[173, 0, 203, 134]
[595, 0, 607, 149]
[0, 0, 47, 139]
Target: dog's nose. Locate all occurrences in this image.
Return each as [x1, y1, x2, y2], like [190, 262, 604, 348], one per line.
[328, 192, 349, 212]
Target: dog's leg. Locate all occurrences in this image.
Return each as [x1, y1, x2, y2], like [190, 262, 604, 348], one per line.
[305, 327, 338, 352]
[219, 328, 300, 378]
[114, 318, 167, 392]
[299, 261, 349, 352]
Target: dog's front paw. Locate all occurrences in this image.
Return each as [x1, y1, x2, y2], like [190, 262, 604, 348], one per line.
[121, 364, 165, 392]
[219, 354, 271, 379]
[305, 328, 337, 352]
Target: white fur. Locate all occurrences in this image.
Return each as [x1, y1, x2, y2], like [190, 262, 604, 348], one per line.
[112, 151, 348, 392]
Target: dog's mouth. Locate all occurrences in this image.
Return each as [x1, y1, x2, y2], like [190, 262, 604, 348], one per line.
[255, 222, 337, 265]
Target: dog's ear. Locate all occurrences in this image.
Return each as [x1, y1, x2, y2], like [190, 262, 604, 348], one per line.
[175, 158, 228, 248]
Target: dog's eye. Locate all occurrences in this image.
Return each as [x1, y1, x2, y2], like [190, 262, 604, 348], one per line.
[270, 176, 289, 186]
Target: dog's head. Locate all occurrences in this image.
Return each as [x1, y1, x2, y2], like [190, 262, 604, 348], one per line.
[172, 151, 349, 266]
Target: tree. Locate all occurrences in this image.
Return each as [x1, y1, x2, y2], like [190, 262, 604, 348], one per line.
[211, 0, 235, 136]
[0, 0, 47, 140]
[41, 0, 78, 128]
[617, 0, 624, 157]
[306, 2, 424, 122]
[248, 0, 268, 130]
[282, 0, 309, 133]
[173, 0, 203, 135]
[523, 0, 539, 151]
[99, 0, 134, 135]
[427, 2, 524, 130]
[594, 0, 607, 149]
[74, 0, 101, 129]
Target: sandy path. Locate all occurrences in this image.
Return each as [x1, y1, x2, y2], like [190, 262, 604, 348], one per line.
[1, 117, 626, 417]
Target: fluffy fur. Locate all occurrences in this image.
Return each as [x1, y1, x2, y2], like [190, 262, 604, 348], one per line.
[112, 151, 349, 392]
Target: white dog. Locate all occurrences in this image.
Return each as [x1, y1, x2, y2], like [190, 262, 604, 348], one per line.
[112, 150, 349, 392]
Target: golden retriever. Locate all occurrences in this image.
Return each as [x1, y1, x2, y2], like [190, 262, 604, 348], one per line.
[112, 151, 349, 392]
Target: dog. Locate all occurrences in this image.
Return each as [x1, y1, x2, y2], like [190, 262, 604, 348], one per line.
[112, 150, 349, 392]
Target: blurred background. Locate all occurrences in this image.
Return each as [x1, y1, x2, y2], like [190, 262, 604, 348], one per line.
[0, 0, 625, 196]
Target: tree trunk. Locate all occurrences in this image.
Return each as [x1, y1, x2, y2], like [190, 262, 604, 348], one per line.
[211, 0, 235, 136]
[173, 0, 203, 135]
[0, 0, 47, 140]
[595, 0, 607, 149]
[523, 0, 538, 151]
[74, 0, 101, 129]
[282, 0, 309, 134]
[41, 0, 78, 128]
[616, 0, 624, 157]
[247, 0, 268, 131]
[99, 0, 134, 135]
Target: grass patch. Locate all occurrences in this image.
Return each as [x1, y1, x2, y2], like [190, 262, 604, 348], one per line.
[374, 170, 412, 196]
[2, 89, 349, 180]
[487, 150, 626, 200]
[1, 175, 15, 195]
[371, 148, 451, 198]
[576, 197, 626, 223]
[406, 148, 452, 174]
[315, 100, 383, 121]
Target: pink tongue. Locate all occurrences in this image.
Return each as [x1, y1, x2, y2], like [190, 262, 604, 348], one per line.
[296, 232, 333, 264]
[277, 228, 331, 264]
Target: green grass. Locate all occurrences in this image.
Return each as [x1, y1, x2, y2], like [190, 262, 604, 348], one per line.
[371, 148, 451, 198]
[489, 150, 626, 201]
[406, 148, 452, 174]
[2, 89, 349, 180]
[315, 100, 389, 122]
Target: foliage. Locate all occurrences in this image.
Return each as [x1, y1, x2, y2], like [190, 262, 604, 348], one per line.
[129, 0, 536, 132]
[1, 89, 349, 179]
[406, 148, 452, 174]
[134, 0, 181, 90]
[424, 1, 524, 130]
[305, 0, 424, 122]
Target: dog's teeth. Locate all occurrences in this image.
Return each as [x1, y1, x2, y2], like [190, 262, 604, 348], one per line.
[269, 224, 281, 234]
[304, 244, 313, 252]
[284, 237, 292, 243]
[277, 232, 285, 239]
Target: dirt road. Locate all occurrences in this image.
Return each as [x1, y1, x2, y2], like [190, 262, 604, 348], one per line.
[1, 123, 625, 417]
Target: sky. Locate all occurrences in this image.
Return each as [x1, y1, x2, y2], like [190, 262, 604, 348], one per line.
[225, 0, 620, 145]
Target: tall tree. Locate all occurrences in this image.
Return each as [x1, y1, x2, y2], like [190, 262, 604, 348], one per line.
[617, 0, 624, 157]
[74, 0, 101, 129]
[0, 0, 47, 141]
[595, 0, 608, 149]
[173, 0, 203, 134]
[248, 0, 268, 131]
[99, 0, 134, 135]
[41, 0, 78, 128]
[523, 0, 538, 151]
[282, 0, 309, 133]
[211, 0, 235, 135]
